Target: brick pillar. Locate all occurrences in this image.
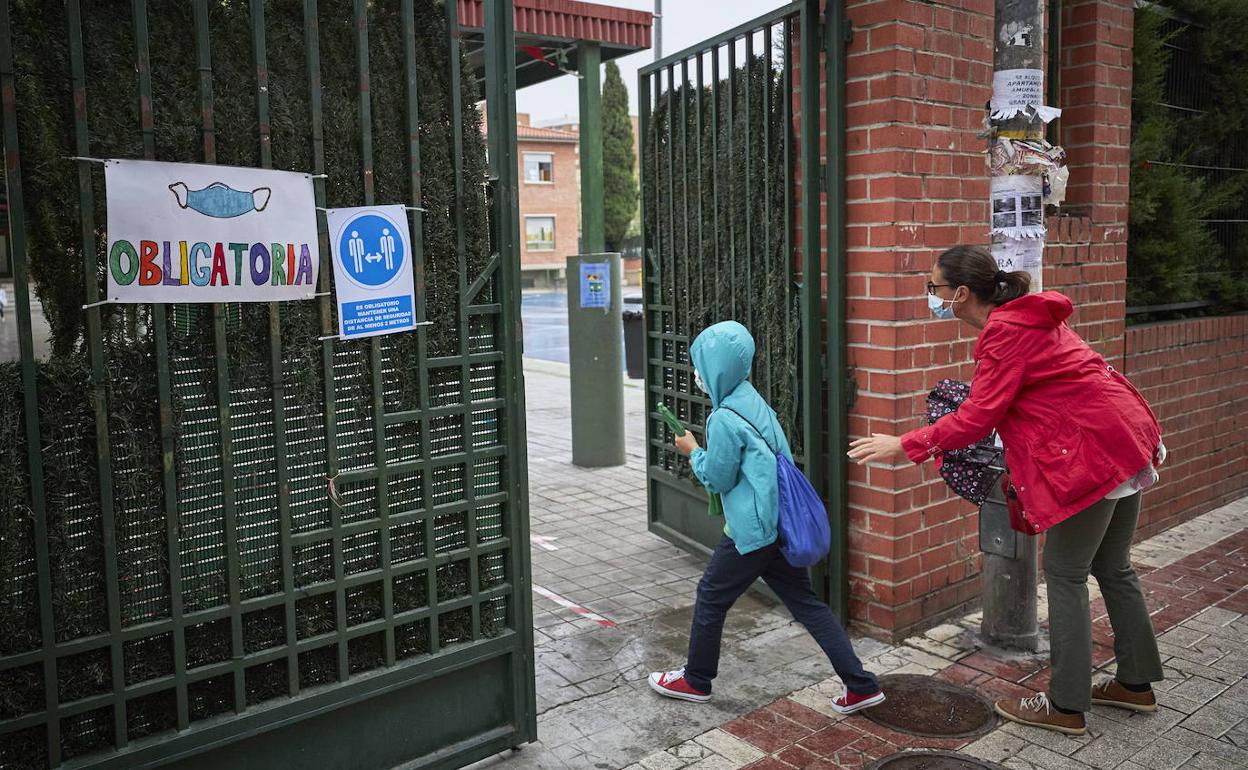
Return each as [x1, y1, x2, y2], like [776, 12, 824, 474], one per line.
[839, 0, 1134, 641]
[1051, 0, 1134, 360]
[842, 0, 995, 640]
[1058, 0, 1133, 226]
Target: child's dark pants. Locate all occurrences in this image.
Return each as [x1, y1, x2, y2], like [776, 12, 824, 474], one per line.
[684, 535, 879, 695]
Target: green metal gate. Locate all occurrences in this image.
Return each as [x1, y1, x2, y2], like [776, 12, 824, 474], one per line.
[638, 0, 849, 614]
[0, 1, 534, 768]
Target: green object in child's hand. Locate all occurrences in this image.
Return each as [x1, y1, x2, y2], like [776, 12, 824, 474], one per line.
[656, 402, 686, 437]
[657, 402, 719, 514]
[707, 491, 723, 517]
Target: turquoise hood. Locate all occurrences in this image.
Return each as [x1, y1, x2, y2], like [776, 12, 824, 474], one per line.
[689, 321, 793, 554]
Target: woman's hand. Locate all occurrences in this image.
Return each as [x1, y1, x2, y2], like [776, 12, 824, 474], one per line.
[847, 434, 905, 465]
[675, 431, 700, 456]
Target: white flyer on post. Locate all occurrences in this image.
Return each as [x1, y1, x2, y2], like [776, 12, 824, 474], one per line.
[992, 237, 1044, 291]
[990, 68, 1061, 122]
[991, 174, 1046, 240]
[326, 205, 418, 339]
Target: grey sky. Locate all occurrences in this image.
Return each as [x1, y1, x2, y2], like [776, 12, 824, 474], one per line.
[514, 0, 790, 122]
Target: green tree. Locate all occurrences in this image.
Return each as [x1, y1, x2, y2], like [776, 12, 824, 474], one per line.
[602, 61, 638, 253]
[1128, 1, 1248, 315]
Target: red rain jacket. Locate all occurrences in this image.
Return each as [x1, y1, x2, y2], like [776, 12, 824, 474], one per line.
[901, 292, 1161, 533]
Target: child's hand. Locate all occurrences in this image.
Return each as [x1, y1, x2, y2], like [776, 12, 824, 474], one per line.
[675, 432, 700, 455]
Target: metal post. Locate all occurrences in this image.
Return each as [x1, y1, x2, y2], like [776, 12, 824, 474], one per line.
[578, 42, 604, 254]
[571, 43, 620, 468]
[654, 0, 662, 60]
[982, 0, 1044, 652]
[567, 253, 625, 467]
[980, 465, 1040, 649]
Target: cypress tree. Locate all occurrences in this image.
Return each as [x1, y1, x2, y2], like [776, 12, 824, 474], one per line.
[602, 61, 638, 253]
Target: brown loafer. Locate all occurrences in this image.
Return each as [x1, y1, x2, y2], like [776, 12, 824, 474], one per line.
[1091, 679, 1158, 712]
[993, 692, 1087, 736]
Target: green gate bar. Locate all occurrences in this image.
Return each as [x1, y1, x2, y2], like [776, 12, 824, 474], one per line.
[67, 0, 128, 749]
[822, 0, 851, 620]
[483, 0, 538, 742]
[132, 0, 192, 732]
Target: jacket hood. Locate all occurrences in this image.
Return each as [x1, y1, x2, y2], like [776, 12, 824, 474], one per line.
[988, 291, 1073, 329]
[690, 321, 754, 407]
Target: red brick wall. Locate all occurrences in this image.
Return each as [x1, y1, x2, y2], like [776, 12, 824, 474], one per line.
[840, 0, 1136, 641]
[1041, 215, 1127, 363]
[1124, 317, 1248, 540]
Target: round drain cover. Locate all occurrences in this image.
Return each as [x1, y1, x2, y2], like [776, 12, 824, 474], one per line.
[866, 750, 1009, 770]
[862, 674, 997, 739]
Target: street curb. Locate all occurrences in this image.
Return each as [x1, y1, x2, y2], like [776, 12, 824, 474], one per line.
[523, 356, 646, 390]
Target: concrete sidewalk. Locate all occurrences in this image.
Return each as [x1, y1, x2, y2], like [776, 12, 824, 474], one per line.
[477, 359, 1247, 770]
[619, 500, 1248, 770]
[468, 361, 889, 768]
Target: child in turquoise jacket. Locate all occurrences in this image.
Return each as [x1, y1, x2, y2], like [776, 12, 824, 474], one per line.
[648, 321, 883, 713]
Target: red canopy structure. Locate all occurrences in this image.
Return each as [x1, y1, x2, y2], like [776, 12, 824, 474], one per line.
[459, 0, 653, 89]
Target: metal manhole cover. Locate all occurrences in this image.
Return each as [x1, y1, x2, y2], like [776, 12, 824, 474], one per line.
[866, 750, 1009, 770]
[862, 674, 997, 739]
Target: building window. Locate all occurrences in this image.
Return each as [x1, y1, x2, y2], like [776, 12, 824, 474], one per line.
[524, 152, 553, 183]
[525, 216, 555, 251]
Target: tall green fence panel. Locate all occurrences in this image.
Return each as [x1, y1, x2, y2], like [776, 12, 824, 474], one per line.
[638, 2, 827, 565]
[0, 1, 535, 768]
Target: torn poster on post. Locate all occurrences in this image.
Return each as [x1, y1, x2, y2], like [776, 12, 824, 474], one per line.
[992, 237, 1044, 292]
[990, 68, 1061, 123]
[991, 174, 1046, 239]
[1045, 166, 1070, 208]
[988, 138, 1065, 176]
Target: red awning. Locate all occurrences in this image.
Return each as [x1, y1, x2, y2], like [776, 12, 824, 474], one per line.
[458, 0, 652, 51]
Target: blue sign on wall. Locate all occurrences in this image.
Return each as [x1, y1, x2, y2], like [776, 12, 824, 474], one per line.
[579, 262, 609, 309]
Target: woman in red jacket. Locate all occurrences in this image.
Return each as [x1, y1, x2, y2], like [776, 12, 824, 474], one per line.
[848, 245, 1166, 737]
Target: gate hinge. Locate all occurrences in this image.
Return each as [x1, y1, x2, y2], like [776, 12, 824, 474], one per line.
[821, 10, 852, 46]
[819, 164, 828, 193]
[846, 377, 858, 410]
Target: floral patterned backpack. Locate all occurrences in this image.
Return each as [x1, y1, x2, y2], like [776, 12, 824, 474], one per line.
[926, 379, 1004, 506]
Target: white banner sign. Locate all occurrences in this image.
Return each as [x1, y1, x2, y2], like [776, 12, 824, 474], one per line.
[326, 205, 418, 339]
[105, 159, 319, 303]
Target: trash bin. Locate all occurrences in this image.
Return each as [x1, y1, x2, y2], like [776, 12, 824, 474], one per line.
[623, 297, 644, 380]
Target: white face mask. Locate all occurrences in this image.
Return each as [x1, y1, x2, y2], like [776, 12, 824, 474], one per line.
[928, 292, 956, 320]
[694, 370, 708, 394]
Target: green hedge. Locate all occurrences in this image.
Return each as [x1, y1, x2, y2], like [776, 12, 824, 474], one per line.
[1129, 0, 1248, 318]
[642, 55, 798, 456]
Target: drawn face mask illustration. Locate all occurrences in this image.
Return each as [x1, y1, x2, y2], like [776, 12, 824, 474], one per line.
[169, 181, 272, 218]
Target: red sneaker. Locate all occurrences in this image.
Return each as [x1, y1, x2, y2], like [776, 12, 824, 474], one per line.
[831, 688, 886, 715]
[647, 667, 711, 703]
